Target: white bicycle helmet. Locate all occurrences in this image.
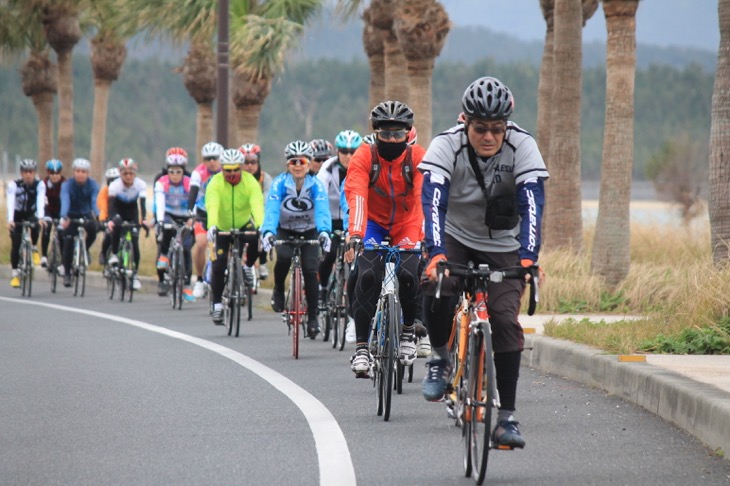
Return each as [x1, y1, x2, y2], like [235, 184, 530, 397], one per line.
[166, 154, 187, 167]
[19, 158, 38, 171]
[284, 140, 313, 160]
[220, 148, 244, 165]
[118, 158, 137, 171]
[104, 167, 120, 179]
[72, 158, 91, 171]
[201, 142, 224, 159]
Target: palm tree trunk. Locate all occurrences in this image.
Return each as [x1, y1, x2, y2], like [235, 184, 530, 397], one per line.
[406, 57, 434, 144]
[197, 101, 214, 160]
[537, 1, 555, 164]
[383, 31, 409, 103]
[89, 79, 111, 182]
[368, 51, 386, 111]
[591, 0, 639, 285]
[235, 104, 263, 145]
[543, 0, 584, 252]
[32, 92, 55, 168]
[710, 0, 730, 265]
[56, 51, 75, 165]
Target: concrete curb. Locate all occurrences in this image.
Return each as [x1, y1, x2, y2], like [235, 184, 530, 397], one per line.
[525, 334, 730, 458]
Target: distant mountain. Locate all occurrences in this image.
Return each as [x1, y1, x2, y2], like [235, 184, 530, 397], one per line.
[299, 18, 717, 72]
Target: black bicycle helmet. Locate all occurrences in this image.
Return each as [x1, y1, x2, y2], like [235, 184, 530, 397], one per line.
[461, 76, 514, 120]
[370, 100, 414, 130]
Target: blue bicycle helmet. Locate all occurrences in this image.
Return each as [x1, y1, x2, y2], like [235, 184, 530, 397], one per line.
[45, 159, 63, 172]
[334, 130, 363, 150]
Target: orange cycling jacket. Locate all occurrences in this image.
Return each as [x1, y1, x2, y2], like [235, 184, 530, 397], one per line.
[345, 143, 425, 239]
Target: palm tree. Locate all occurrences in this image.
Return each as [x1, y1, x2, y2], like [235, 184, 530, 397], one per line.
[362, 5, 386, 119]
[340, 0, 409, 104]
[590, 0, 640, 284]
[87, 1, 137, 181]
[543, 0, 584, 252]
[41, 1, 82, 166]
[393, 0, 450, 145]
[129, 0, 217, 160]
[710, 0, 730, 265]
[229, 1, 323, 146]
[537, 0, 598, 168]
[1, 3, 57, 169]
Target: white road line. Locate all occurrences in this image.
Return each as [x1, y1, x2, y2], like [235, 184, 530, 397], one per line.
[0, 297, 356, 486]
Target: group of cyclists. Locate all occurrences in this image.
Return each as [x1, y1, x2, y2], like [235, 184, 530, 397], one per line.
[5, 76, 548, 450]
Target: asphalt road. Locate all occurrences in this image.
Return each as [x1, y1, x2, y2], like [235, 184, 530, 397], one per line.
[1, 281, 729, 486]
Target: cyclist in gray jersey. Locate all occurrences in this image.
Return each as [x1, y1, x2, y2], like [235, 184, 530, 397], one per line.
[419, 77, 549, 449]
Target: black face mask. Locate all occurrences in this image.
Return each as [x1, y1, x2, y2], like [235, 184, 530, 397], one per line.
[376, 139, 407, 161]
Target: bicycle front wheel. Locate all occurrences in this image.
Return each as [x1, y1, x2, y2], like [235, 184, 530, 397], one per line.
[125, 244, 136, 303]
[382, 294, 397, 421]
[233, 263, 244, 336]
[468, 329, 495, 485]
[336, 275, 348, 351]
[292, 266, 302, 359]
[49, 237, 60, 294]
[20, 243, 31, 297]
[106, 264, 116, 300]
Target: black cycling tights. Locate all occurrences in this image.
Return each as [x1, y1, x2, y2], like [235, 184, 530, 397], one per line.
[350, 251, 420, 344]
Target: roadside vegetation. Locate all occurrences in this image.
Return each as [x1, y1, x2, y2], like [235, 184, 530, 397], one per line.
[540, 219, 730, 354]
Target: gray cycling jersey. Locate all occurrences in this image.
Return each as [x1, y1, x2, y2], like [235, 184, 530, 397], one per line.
[419, 122, 549, 253]
[317, 156, 346, 220]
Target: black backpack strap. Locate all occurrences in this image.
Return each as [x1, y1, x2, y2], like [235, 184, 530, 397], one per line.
[369, 143, 381, 187]
[402, 146, 413, 189]
[466, 144, 491, 201]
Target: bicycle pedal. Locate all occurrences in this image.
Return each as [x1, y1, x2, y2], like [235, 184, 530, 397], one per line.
[494, 444, 516, 451]
[354, 371, 370, 379]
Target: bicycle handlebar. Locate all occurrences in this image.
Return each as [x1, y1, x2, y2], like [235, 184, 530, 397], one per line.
[218, 229, 259, 237]
[273, 239, 320, 246]
[435, 261, 540, 316]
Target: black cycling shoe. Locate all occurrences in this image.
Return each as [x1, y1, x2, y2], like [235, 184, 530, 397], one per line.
[63, 274, 72, 288]
[491, 418, 526, 449]
[307, 319, 320, 339]
[271, 289, 285, 313]
[157, 281, 169, 297]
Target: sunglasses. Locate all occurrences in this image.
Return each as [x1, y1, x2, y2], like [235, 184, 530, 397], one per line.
[203, 156, 218, 162]
[20, 169, 35, 173]
[47, 170, 61, 175]
[376, 129, 407, 141]
[470, 123, 506, 136]
[338, 148, 356, 155]
[167, 169, 184, 175]
[287, 158, 309, 166]
[120, 170, 136, 176]
[223, 167, 241, 173]
[313, 157, 328, 163]
[243, 159, 258, 166]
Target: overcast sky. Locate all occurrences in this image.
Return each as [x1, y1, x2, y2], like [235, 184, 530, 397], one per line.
[439, 0, 719, 52]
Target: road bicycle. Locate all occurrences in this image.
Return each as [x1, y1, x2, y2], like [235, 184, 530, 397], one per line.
[219, 229, 257, 337]
[320, 230, 349, 350]
[46, 219, 62, 293]
[68, 218, 90, 297]
[163, 221, 192, 310]
[275, 236, 320, 359]
[363, 241, 421, 422]
[435, 260, 539, 485]
[105, 222, 143, 303]
[17, 221, 38, 297]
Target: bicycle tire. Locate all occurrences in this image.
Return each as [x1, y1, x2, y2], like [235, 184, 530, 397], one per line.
[125, 242, 135, 303]
[469, 329, 494, 485]
[322, 284, 331, 342]
[245, 278, 253, 323]
[20, 243, 30, 297]
[382, 294, 397, 422]
[234, 262, 243, 336]
[336, 271, 347, 351]
[169, 249, 178, 310]
[106, 264, 116, 300]
[73, 240, 80, 297]
[292, 266, 302, 359]
[50, 236, 60, 294]
[176, 246, 185, 309]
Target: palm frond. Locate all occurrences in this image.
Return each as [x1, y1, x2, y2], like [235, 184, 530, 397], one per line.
[230, 14, 302, 79]
[255, 0, 323, 24]
[334, 0, 365, 20]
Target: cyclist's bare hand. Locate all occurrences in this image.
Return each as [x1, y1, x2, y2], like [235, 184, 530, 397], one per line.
[38, 219, 46, 229]
[344, 234, 362, 264]
[7, 221, 15, 231]
[106, 220, 115, 231]
[60, 218, 69, 230]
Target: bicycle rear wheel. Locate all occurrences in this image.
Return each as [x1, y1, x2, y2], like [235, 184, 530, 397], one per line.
[292, 266, 302, 359]
[468, 330, 494, 485]
[245, 278, 253, 322]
